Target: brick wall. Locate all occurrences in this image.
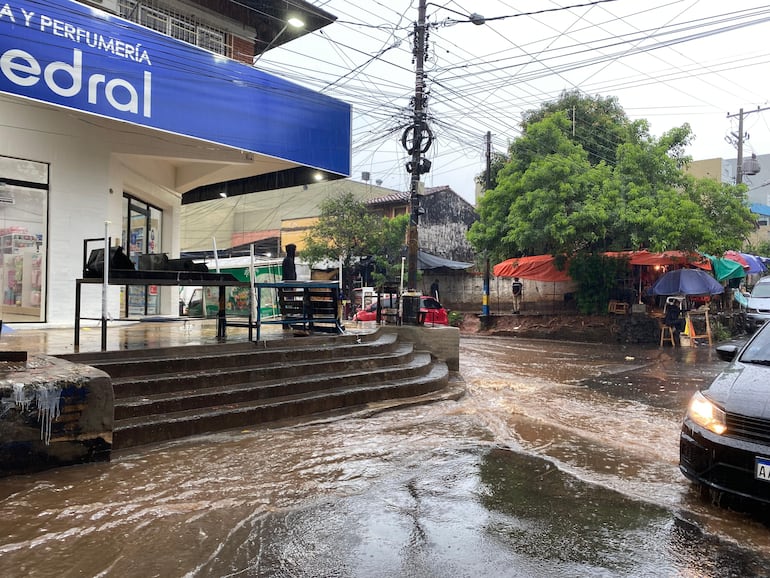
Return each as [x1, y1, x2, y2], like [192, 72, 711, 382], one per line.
[231, 35, 255, 65]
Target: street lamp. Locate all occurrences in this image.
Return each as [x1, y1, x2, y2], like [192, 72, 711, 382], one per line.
[253, 16, 305, 65]
[401, 0, 483, 324]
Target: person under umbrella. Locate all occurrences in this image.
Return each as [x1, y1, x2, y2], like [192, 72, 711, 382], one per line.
[663, 296, 686, 346]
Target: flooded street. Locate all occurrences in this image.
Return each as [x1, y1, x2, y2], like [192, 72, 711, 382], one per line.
[1, 335, 770, 576]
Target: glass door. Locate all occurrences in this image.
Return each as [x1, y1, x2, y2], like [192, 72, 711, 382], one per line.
[0, 156, 48, 323]
[124, 195, 162, 317]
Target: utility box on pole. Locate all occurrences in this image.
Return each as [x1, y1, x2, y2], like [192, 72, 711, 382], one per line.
[402, 291, 422, 325]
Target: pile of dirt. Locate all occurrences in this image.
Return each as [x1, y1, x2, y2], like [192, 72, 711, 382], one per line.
[458, 312, 619, 343]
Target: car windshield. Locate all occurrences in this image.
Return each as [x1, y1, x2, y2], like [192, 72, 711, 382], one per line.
[740, 323, 770, 364]
[421, 297, 442, 309]
[752, 282, 770, 298]
[368, 296, 396, 311]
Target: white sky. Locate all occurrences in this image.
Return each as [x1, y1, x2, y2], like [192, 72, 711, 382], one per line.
[256, 0, 770, 203]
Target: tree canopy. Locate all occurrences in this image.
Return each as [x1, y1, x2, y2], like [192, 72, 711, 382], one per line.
[302, 192, 382, 268]
[301, 192, 409, 290]
[469, 93, 756, 264]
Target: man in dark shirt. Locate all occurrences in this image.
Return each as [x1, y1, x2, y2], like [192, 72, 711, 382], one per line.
[511, 277, 523, 313]
[664, 297, 686, 346]
[430, 279, 440, 301]
[282, 244, 297, 281]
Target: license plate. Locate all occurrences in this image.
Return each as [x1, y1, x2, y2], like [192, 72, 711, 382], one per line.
[755, 457, 770, 481]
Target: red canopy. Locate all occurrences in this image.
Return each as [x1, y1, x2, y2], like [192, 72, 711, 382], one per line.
[493, 255, 572, 282]
[723, 250, 750, 269]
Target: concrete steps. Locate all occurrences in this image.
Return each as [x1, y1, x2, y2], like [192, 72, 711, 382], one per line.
[57, 329, 454, 450]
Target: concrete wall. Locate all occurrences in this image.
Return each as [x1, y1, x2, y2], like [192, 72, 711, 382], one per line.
[382, 325, 460, 371]
[0, 356, 113, 477]
[418, 188, 477, 263]
[420, 271, 578, 314]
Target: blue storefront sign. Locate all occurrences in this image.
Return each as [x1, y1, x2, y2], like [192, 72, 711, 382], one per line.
[0, 0, 351, 176]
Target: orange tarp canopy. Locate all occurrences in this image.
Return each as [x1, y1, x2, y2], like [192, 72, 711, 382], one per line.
[493, 255, 571, 282]
[494, 250, 713, 283]
[606, 250, 711, 269]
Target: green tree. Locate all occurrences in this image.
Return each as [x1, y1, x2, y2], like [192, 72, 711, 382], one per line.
[521, 89, 629, 167]
[468, 92, 757, 312]
[568, 253, 630, 314]
[370, 213, 408, 288]
[468, 112, 617, 260]
[301, 193, 411, 292]
[302, 192, 383, 291]
[752, 240, 770, 256]
[475, 150, 510, 192]
[469, 107, 755, 263]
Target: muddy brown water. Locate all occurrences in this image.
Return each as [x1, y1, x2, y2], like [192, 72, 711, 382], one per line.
[1, 335, 769, 577]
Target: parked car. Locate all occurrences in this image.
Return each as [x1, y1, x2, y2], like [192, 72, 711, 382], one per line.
[679, 322, 770, 506]
[746, 276, 770, 326]
[353, 295, 448, 325]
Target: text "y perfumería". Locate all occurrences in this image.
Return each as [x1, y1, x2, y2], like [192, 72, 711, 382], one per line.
[0, 47, 152, 118]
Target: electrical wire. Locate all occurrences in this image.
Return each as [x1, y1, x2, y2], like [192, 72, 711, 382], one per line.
[20, 0, 770, 197]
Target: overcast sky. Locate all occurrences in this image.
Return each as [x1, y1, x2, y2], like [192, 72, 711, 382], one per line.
[256, 0, 770, 202]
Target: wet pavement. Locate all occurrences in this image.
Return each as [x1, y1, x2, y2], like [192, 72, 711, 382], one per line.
[1, 322, 770, 577]
[0, 318, 269, 356]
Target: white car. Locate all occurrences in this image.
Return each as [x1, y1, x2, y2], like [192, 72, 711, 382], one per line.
[746, 277, 770, 327]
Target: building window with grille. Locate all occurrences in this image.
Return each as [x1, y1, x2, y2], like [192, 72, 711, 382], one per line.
[118, 0, 228, 57]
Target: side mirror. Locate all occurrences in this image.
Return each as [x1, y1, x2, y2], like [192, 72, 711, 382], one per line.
[715, 344, 738, 362]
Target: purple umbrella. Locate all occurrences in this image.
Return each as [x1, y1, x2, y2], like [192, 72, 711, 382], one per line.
[651, 268, 724, 296]
[739, 252, 767, 275]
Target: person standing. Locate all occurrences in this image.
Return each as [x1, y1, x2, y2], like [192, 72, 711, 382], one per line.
[430, 278, 440, 301]
[280, 244, 298, 331]
[282, 244, 297, 281]
[511, 277, 523, 313]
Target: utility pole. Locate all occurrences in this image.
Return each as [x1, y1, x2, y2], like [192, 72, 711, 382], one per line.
[401, 0, 431, 323]
[482, 131, 491, 320]
[727, 106, 770, 184]
[407, 0, 426, 292]
[736, 108, 744, 185]
[400, 2, 483, 323]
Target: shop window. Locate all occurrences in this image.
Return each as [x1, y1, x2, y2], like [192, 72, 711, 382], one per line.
[0, 156, 48, 323]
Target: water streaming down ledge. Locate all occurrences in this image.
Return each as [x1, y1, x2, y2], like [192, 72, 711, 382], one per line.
[0, 353, 113, 476]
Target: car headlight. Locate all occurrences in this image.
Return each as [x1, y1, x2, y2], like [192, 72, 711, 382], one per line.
[687, 391, 726, 435]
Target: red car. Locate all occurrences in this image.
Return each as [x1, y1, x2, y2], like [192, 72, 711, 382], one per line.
[353, 295, 448, 325]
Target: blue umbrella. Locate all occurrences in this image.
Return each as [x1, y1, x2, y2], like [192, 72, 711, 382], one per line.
[651, 268, 724, 296]
[740, 252, 767, 275]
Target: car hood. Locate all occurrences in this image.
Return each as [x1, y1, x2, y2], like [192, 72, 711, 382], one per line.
[747, 296, 770, 309]
[705, 362, 770, 419]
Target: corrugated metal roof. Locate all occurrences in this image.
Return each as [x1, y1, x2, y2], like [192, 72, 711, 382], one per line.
[367, 185, 454, 206]
[751, 203, 770, 217]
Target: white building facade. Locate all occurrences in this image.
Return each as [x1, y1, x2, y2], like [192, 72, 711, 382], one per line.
[0, 0, 349, 325]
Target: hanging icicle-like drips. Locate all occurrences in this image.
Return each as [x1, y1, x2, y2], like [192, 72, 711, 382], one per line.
[35, 383, 62, 445]
[12, 382, 31, 411]
[2, 381, 62, 445]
